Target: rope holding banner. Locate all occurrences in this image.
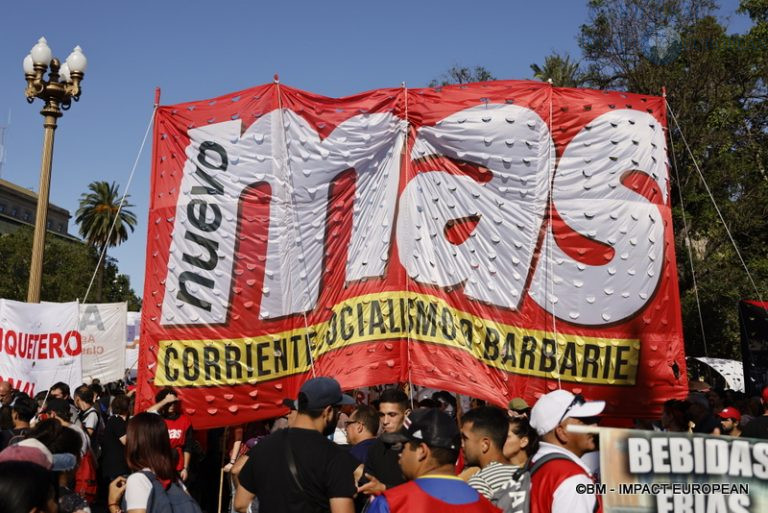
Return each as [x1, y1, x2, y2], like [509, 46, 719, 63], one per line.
[402, 81, 415, 410]
[666, 99, 764, 304]
[546, 79, 562, 391]
[275, 79, 317, 378]
[66, 96, 157, 390]
[666, 92, 708, 357]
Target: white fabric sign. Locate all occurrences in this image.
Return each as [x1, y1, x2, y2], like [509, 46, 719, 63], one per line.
[693, 356, 745, 392]
[80, 303, 127, 383]
[125, 311, 141, 371]
[0, 299, 81, 395]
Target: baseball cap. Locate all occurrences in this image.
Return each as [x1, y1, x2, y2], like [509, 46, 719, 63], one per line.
[508, 398, 529, 411]
[297, 377, 355, 410]
[718, 407, 741, 422]
[282, 398, 297, 411]
[381, 408, 461, 451]
[0, 438, 77, 471]
[529, 390, 605, 436]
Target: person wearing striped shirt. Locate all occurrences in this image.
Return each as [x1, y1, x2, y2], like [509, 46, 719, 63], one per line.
[460, 406, 518, 499]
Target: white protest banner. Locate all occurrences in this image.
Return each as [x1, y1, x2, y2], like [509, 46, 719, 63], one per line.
[125, 311, 140, 371]
[599, 427, 767, 513]
[80, 303, 127, 383]
[0, 299, 81, 395]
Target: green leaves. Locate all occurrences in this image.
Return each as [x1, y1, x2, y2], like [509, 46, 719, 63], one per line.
[75, 180, 137, 255]
[0, 227, 140, 307]
[566, 0, 768, 358]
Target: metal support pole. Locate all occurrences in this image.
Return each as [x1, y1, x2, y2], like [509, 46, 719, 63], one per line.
[26, 112, 58, 303]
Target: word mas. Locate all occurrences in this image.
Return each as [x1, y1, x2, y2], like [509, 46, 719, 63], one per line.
[161, 105, 669, 328]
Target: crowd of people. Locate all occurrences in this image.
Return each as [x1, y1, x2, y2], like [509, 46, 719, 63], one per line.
[0, 375, 766, 513]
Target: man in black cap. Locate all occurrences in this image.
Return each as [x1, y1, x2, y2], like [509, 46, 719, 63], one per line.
[366, 408, 498, 513]
[234, 376, 360, 513]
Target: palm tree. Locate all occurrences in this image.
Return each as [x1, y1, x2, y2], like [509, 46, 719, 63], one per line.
[75, 181, 137, 301]
[530, 53, 584, 88]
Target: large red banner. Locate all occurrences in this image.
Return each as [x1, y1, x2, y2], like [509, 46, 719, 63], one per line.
[137, 80, 687, 428]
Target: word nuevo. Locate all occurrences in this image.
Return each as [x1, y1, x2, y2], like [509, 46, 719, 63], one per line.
[160, 104, 669, 329]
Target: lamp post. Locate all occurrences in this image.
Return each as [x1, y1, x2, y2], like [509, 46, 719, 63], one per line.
[23, 37, 86, 303]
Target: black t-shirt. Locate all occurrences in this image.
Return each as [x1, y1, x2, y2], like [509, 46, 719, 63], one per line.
[239, 427, 359, 513]
[693, 414, 721, 434]
[364, 437, 406, 489]
[742, 415, 768, 439]
[100, 416, 130, 480]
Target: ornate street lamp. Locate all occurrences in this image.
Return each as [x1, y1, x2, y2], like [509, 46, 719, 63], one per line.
[23, 37, 87, 302]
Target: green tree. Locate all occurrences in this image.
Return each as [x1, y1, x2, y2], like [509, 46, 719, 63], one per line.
[0, 226, 140, 307]
[567, 0, 768, 358]
[530, 52, 585, 87]
[102, 259, 142, 311]
[429, 65, 496, 87]
[75, 181, 137, 301]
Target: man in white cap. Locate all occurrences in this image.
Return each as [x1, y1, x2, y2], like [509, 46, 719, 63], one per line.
[528, 389, 604, 513]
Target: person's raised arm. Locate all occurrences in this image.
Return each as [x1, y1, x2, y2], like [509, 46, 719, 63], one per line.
[146, 393, 176, 413]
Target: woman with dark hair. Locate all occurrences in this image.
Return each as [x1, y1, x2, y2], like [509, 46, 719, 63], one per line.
[108, 412, 192, 513]
[101, 394, 131, 482]
[0, 460, 58, 513]
[503, 417, 538, 467]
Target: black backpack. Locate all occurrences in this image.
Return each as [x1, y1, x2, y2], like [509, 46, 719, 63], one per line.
[126, 471, 203, 513]
[491, 453, 574, 513]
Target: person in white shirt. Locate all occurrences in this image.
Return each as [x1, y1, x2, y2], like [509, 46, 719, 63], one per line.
[460, 406, 518, 499]
[108, 412, 198, 513]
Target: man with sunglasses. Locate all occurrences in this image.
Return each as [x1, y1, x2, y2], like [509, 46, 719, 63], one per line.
[528, 389, 604, 513]
[345, 405, 379, 463]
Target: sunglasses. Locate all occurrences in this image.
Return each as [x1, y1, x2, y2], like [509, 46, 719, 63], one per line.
[558, 394, 585, 425]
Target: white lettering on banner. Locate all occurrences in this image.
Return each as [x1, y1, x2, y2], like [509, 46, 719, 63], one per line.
[161, 107, 670, 326]
[261, 111, 404, 319]
[0, 300, 81, 393]
[656, 493, 750, 513]
[398, 105, 550, 309]
[530, 110, 669, 325]
[162, 112, 405, 325]
[627, 436, 768, 478]
[168, 429, 183, 440]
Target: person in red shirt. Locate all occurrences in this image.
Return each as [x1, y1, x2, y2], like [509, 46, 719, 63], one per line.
[528, 390, 604, 513]
[147, 387, 194, 482]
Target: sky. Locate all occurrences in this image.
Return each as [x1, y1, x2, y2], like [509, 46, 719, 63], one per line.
[0, 0, 752, 298]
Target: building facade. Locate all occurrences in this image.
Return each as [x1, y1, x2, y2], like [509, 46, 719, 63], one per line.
[0, 178, 72, 236]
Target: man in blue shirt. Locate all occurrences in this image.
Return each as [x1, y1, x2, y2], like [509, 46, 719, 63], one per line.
[345, 405, 378, 463]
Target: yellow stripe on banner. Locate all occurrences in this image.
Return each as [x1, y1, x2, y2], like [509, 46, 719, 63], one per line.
[155, 291, 640, 387]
